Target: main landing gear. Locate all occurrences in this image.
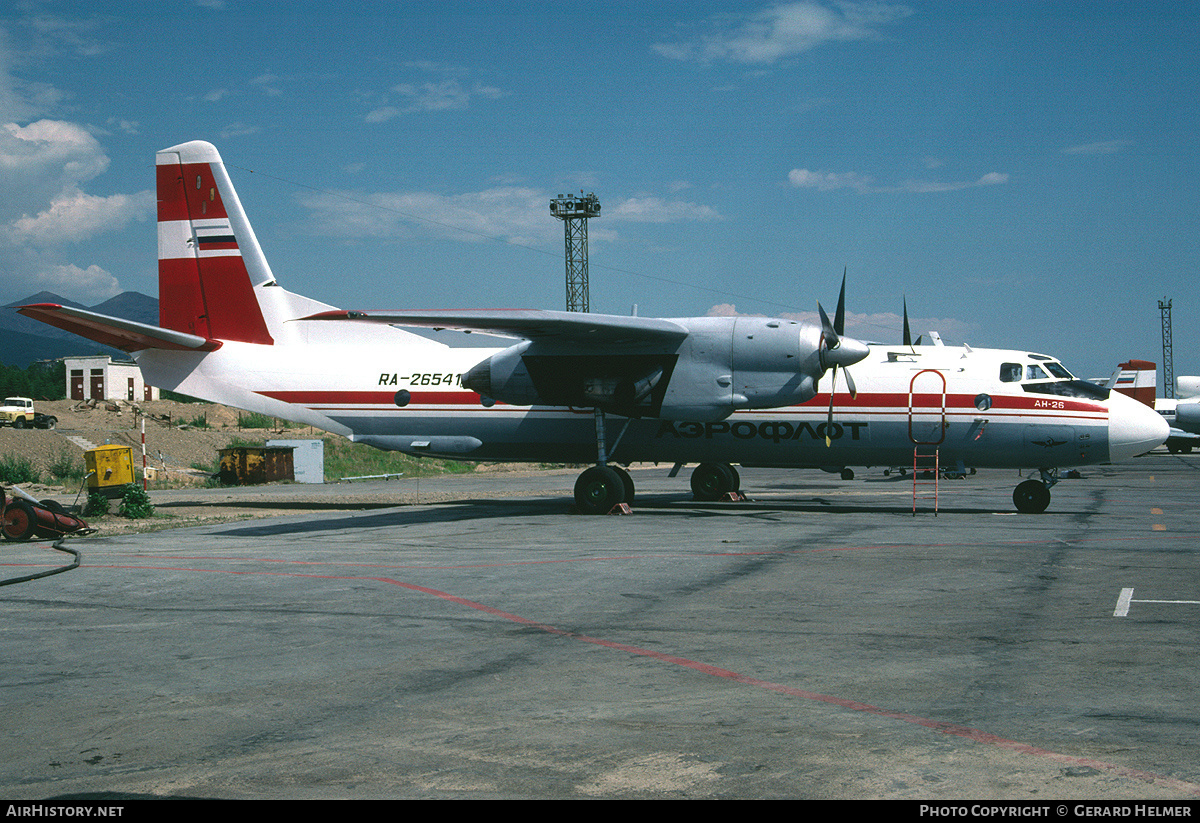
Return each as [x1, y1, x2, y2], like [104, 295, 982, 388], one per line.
[572, 409, 637, 515]
[689, 462, 741, 501]
[573, 464, 635, 515]
[1012, 468, 1058, 514]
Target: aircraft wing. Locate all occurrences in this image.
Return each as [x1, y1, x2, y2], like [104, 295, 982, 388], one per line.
[17, 303, 222, 352]
[301, 309, 690, 345]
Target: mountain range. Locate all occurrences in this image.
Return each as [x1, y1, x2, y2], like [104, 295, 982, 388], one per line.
[1, 291, 159, 368]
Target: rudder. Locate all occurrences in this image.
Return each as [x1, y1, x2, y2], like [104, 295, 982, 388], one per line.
[157, 140, 275, 344]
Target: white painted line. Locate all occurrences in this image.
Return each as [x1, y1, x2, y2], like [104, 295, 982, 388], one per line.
[1114, 587, 1133, 617]
[1113, 587, 1200, 617]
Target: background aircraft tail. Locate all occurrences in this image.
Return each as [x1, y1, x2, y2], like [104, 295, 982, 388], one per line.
[1108, 359, 1157, 407]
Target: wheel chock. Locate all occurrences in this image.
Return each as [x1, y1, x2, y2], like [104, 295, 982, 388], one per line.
[608, 502, 633, 515]
[721, 491, 748, 502]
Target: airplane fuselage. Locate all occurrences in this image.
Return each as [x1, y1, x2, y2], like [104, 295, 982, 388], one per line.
[138, 333, 1150, 473]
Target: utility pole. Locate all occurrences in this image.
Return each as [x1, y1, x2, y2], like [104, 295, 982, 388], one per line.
[1160, 298, 1174, 399]
[550, 192, 601, 312]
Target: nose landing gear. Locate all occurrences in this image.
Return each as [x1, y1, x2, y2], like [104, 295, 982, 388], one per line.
[1013, 468, 1058, 514]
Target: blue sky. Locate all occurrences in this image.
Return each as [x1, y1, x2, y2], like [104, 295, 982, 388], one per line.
[1, 0, 1197, 382]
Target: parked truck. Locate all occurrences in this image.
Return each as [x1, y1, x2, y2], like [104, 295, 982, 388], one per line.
[0, 397, 57, 429]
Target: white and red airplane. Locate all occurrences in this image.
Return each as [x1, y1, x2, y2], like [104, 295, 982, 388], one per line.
[18, 141, 1169, 514]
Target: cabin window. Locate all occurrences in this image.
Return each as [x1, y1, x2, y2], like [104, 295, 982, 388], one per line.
[1000, 363, 1022, 382]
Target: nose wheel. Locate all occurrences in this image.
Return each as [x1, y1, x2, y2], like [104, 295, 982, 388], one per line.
[1013, 478, 1052, 514]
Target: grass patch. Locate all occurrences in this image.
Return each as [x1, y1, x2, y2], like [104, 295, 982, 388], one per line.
[322, 436, 471, 481]
[47, 447, 87, 484]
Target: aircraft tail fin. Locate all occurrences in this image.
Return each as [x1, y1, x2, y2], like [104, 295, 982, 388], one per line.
[156, 141, 283, 344]
[1108, 359, 1157, 408]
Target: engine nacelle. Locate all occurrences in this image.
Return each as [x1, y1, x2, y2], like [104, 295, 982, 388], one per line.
[461, 341, 540, 406]
[461, 316, 847, 422]
[1174, 399, 1200, 434]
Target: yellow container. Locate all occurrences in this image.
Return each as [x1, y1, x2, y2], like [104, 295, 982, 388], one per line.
[85, 445, 135, 495]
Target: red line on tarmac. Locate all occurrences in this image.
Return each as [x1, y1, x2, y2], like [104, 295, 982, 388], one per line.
[71, 557, 1200, 796]
[368, 574, 1200, 797]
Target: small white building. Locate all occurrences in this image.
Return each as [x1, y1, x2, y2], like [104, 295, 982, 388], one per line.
[63, 355, 160, 402]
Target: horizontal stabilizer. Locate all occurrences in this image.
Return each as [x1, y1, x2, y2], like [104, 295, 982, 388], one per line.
[17, 303, 222, 353]
[300, 308, 689, 345]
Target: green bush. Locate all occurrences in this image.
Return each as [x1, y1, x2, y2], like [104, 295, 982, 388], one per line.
[83, 492, 110, 517]
[118, 485, 154, 518]
[0, 454, 39, 485]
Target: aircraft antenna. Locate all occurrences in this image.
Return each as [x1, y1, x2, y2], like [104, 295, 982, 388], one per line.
[1159, 297, 1175, 399]
[550, 191, 601, 312]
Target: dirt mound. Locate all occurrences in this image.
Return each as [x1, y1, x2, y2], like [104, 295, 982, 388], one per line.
[0, 399, 321, 491]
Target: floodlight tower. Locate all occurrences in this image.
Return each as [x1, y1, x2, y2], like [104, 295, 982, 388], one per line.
[1160, 297, 1175, 399]
[550, 192, 601, 312]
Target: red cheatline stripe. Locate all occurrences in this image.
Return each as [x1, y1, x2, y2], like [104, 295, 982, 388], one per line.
[254, 389, 1107, 416]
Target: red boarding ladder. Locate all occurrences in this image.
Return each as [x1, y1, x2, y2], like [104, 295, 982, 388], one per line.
[908, 369, 947, 516]
[911, 447, 940, 516]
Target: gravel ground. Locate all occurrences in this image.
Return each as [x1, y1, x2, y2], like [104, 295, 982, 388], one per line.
[1, 398, 583, 538]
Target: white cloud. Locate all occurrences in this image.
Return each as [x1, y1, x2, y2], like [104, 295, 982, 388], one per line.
[607, 195, 720, 223]
[0, 33, 143, 303]
[788, 167, 1008, 194]
[250, 72, 283, 96]
[1062, 139, 1134, 155]
[301, 186, 559, 247]
[788, 168, 874, 192]
[7, 186, 154, 245]
[365, 64, 507, 122]
[0, 120, 110, 217]
[302, 187, 721, 245]
[655, 1, 914, 64]
[34, 263, 121, 302]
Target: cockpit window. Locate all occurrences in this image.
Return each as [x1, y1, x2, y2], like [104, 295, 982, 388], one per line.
[1044, 361, 1074, 379]
[1000, 363, 1022, 383]
[1026, 364, 1049, 381]
[1023, 381, 1110, 401]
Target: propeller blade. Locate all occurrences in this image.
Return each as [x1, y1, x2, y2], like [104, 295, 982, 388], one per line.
[834, 269, 847, 336]
[902, 297, 912, 347]
[826, 365, 837, 447]
[845, 366, 857, 399]
[817, 301, 839, 352]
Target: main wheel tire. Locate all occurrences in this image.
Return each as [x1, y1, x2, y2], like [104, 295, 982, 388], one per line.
[610, 465, 635, 504]
[727, 464, 741, 492]
[12, 418, 26, 429]
[2, 501, 38, 541]
[1013, 480, 1051, 514]
[691, 462, 735, 501]
[574, 465, 627, 514]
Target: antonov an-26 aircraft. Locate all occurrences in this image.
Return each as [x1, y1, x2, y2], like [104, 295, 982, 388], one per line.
[19, 141, 1169, 514]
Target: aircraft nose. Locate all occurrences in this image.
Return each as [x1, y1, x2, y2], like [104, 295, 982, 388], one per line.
[1107, 390, 1170, 462]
